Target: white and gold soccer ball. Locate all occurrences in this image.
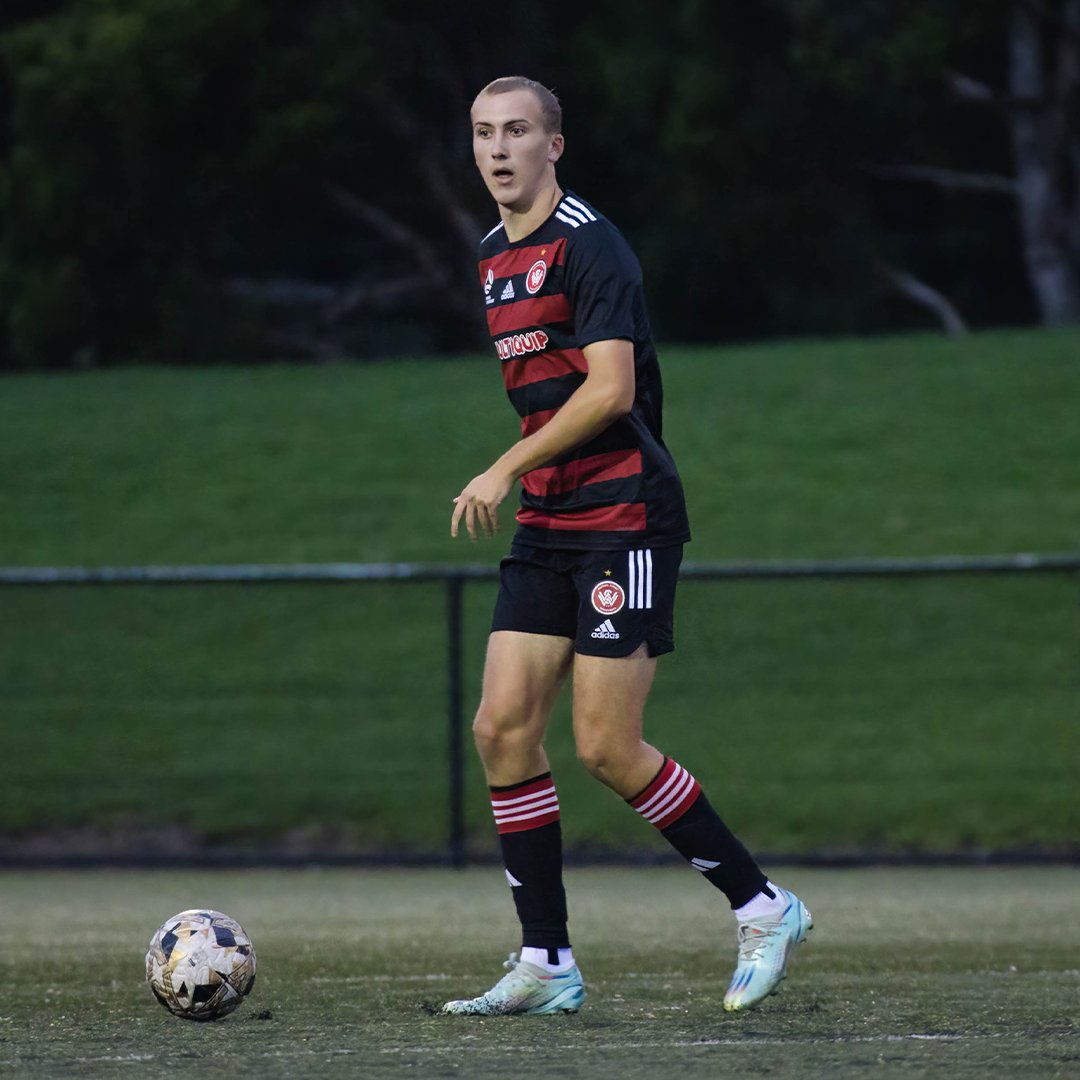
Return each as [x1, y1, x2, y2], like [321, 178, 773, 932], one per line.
[145, 908, 257, 1021]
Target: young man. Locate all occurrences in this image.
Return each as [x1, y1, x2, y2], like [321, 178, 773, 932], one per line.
[443, 76, 811, 1017]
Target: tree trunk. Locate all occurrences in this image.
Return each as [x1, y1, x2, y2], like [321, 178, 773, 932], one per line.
[1007, 1, 1080, 325]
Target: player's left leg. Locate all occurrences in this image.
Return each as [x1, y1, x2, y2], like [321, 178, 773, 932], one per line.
[572, 646, 774, 909]
[572, 649, 811, 1009]
[570, 546, 811, 1011]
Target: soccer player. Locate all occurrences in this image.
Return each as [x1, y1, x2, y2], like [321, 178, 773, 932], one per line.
[443, 76, 811, 1017]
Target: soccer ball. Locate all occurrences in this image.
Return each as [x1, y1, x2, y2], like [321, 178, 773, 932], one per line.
[145, 908, 257, 1021]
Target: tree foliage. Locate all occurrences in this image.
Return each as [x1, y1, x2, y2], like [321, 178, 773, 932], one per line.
[0, 0, 1075, 368]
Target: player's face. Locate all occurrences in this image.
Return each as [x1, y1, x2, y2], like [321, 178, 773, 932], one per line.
[471, 89, 563, 213]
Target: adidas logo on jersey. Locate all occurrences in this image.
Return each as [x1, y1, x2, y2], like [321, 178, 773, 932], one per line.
[591, 619, 620, 640]
[500, 279, 515, 300]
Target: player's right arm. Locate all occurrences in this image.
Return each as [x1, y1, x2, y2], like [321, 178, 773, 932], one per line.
[450, 337, 635, 541]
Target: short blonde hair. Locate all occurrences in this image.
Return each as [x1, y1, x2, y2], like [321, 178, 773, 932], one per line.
[476, 76, 562, 134]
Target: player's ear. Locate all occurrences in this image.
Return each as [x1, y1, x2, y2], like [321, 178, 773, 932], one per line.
[549, 133, 564, 164]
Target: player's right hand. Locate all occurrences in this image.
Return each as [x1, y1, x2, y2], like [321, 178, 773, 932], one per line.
[450, 469, 510, 541]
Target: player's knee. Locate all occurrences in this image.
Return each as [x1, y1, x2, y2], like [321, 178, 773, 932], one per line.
[575, 736, 619, 783]
[575, 743, 607, 780]
[471, 708, 506, 759]
[576, 727, 643, 789]
[472, 701, 534, 764]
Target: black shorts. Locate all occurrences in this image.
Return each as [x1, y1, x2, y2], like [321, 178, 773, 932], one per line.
[491, 541, 684, 658]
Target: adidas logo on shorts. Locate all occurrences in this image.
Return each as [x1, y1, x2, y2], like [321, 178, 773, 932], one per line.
[591, 619, 620, 640]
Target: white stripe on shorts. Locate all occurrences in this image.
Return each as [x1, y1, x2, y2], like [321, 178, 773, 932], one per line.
[628, 549, 653, 609]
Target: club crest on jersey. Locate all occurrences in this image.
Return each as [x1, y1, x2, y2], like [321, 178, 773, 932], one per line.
[590, 581, 625, 615]
[484, 268, 494, 305]
[525, 259, 547, 295]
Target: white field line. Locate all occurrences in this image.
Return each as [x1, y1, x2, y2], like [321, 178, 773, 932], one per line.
[0, 1051, 361, 1067]
[305, 972, 688, 984]
[0, 1030, 1017, 1067]
[307, 974, 454, 982]
[307, 968, 1080, 984]
[383, 1032, 1014, 1055]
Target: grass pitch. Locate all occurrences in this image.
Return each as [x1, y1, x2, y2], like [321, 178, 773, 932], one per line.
[1, 330, 1079, 857]
[1, 867, 1077, 1078]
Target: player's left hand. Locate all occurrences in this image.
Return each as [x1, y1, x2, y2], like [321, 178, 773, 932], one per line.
[451, 469, 512, 541]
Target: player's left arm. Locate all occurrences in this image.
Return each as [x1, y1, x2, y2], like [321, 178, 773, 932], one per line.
[450, 338, 634, 540]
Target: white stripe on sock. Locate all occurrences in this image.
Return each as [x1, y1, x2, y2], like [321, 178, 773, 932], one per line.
[635, 763, 688, 819]
[492, 785, 557, 810]
[640, 768, 695, 824]
[690, 858, 721, 871]
[492, 793, 560, 824]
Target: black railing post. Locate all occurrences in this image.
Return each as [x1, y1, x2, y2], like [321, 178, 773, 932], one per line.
[446, 574, 467, 868]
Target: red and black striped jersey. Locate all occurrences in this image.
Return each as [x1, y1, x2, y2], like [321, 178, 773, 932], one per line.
[478, 191, 691, 550]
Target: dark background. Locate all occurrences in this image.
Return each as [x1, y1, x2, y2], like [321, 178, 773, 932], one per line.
[1, 0, 1077, 369]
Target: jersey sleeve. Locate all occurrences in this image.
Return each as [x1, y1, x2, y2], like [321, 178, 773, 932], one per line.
[564, 222, 643, 348]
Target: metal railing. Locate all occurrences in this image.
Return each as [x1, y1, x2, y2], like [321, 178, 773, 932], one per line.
[3, 551, 1079, 866]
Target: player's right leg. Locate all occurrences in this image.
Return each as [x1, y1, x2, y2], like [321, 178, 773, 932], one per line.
[471, 630, 572, 787]
[441, 951, 586, 1017]
[442, 629, 585, 1016]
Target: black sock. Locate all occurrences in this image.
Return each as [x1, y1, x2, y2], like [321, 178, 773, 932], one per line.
[628, 756, 771, 909]
[490, 774, 570, 950]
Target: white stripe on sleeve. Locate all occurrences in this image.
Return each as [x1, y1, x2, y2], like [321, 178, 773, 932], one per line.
[563, 195, 598, 221]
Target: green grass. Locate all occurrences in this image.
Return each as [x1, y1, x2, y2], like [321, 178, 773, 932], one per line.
[0, 330, 1078, 854]
[0, 867, 1077, 1078]
[0, 572, 1076, 854]
[0, 585, 452, 844]
[3, 330, 1080, 565]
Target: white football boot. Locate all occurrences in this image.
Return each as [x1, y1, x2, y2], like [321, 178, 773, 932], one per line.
[723, 887, 812, 1011]
[442, 953, 586, 1016]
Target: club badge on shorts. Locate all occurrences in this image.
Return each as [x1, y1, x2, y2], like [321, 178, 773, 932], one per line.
[590, 580, 625, 615]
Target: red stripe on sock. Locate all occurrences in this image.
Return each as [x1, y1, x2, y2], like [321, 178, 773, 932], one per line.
[490, 776, 561, 835]
[629, 758, 701, 830]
